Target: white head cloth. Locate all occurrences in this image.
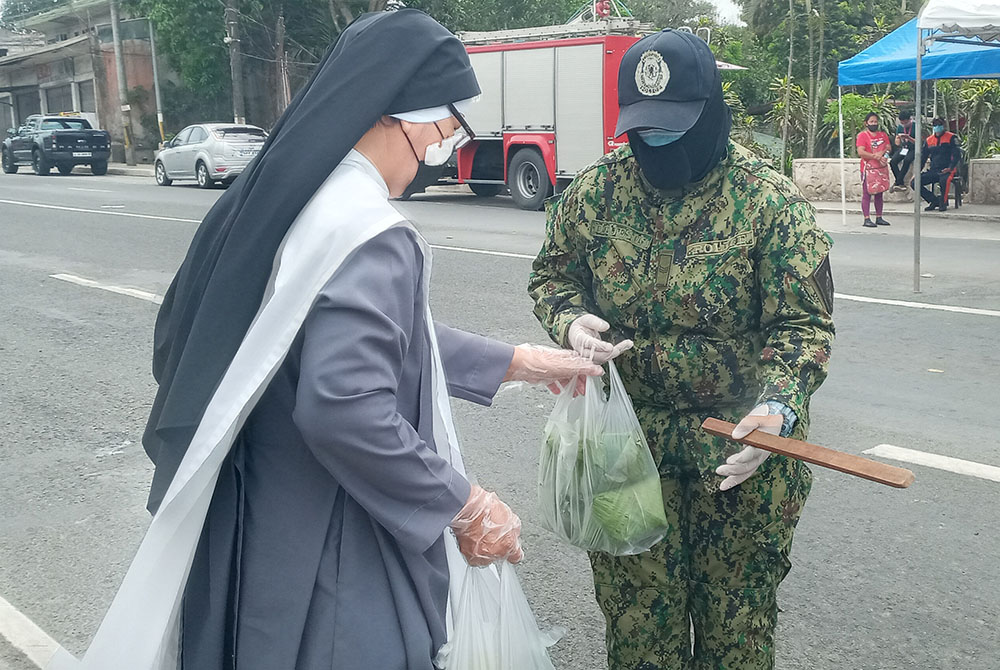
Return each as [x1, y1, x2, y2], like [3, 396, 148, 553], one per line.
[389, 96, 478, 123]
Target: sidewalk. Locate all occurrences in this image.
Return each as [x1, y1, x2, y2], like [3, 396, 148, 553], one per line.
[812, 199, 1000, 223]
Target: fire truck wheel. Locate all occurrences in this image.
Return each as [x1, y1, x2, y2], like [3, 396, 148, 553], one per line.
[508, 148, 552, 210]
[469, 183, 503, 198]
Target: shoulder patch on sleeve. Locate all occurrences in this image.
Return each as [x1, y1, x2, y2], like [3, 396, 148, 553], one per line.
[809, 255, 835, 314]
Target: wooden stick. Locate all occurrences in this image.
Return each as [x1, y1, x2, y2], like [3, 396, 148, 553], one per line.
[702, 418, 915, 489]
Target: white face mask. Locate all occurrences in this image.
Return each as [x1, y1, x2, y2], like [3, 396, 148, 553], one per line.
[422, 127, 470, 166]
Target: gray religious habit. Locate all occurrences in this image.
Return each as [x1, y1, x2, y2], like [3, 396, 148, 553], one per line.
[49, 151, 512, 670]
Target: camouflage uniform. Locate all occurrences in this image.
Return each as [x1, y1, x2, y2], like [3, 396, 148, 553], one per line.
[528, 142, 835, 670]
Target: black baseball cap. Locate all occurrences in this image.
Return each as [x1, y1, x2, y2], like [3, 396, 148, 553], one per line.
[615, 29, 720, 137]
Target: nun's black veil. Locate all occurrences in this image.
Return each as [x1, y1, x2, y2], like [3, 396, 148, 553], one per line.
[143, 10, 480, 513]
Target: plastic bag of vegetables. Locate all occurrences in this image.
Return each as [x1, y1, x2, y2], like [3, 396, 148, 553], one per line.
[538, 361, 668, 555]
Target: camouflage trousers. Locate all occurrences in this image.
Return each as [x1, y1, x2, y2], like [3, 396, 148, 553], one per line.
[589, 404, 813, 670]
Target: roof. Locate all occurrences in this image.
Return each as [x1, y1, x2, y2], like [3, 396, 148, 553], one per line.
[0, 33, 89, 67]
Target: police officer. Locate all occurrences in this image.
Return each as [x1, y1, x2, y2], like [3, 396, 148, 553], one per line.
[528, 29, 835, 670]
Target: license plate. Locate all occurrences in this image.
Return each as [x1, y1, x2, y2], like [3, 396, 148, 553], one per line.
[239, 149, 259, 157]
[72, 151, 92, 157]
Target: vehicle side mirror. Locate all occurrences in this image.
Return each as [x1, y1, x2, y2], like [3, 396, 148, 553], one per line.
[5, 128, 14, 138]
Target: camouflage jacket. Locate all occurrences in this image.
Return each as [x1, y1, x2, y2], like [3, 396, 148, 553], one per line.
[528, 142, 835, 435]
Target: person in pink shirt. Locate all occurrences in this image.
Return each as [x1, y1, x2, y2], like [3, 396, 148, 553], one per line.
[856, 112, 892, 228]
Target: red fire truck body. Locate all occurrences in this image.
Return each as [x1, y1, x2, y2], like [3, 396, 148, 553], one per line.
[453, 30, 644, 209]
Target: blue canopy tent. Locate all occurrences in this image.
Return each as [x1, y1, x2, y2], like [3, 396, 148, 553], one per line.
[835, 2, 1000, 291]
[839, 17, 1000, 85]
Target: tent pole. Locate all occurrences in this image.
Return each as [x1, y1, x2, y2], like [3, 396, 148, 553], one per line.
[839, 86, 847, 228]
[913, 29, 923, 294]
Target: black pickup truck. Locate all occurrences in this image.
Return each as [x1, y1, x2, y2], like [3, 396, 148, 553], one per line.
[2, 114, 111, 175]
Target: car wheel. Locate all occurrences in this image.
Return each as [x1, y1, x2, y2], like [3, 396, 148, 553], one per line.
[57, 163, 74, 175]
[1, 148, 17, 174]
[90, 160, 108, 176]
[508, 147, 552, 210]
[32, 149, 51, 176]
[155, 161, 172, 186]
[469, 182, 503, 197]
[196, 161, 214, 189]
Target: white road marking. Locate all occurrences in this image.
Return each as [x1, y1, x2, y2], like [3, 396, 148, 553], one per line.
[864, 444, 1000, 483]
[1, 199, 994, 319]
[67, 187, 113, 193]
[0, 594, 58, 669]
[50, 273, 163, 304]
[427, 246, 1000, 318]
[429, 243, 535, 260]
[0, 198, 199, 224]
[834, 292, 1000, 318]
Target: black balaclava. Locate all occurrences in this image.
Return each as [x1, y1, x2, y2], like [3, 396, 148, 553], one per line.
[628, 78, 732, 191]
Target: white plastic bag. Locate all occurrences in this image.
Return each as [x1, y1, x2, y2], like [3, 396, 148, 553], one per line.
[538, 361, 668, 555]
[436, 559, 558, 670]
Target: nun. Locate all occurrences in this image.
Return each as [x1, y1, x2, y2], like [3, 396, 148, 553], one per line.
[47, 10, 601, 670]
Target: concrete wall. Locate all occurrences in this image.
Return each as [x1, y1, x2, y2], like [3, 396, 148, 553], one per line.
[795, 157, 1000, 205]
[968, 159, 1000, 205]
[792, 158, 913, 202]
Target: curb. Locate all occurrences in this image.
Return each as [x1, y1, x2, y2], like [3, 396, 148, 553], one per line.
[813, 205, 1000, 223]
[106, 164, 154, 178]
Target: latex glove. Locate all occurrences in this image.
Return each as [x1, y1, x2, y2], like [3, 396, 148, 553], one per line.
[567, 314, 634, 365]
[450, 485, 524, 566]
[715, 404, 783, 491]
[504, 344, 603, 386]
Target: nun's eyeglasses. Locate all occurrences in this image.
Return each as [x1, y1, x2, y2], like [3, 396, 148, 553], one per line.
[448, 103, 476, 147]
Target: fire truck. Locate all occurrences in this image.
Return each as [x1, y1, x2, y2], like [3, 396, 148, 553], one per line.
[445, 20, 653, 210]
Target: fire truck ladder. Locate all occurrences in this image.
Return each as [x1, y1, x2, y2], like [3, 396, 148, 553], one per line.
[458, 18, 653, 45]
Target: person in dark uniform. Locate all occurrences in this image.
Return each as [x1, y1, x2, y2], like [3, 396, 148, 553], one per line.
[911, 117, 961, 211]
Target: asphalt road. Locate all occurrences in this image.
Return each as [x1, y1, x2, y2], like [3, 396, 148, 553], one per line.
[1, 173, 998, 670]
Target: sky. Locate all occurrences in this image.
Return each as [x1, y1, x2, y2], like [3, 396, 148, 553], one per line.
[710, 0, 744, 25]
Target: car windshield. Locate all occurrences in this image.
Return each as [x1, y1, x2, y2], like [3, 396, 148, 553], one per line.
[40, 119, 92, 130]
[214, 127, 266, 142]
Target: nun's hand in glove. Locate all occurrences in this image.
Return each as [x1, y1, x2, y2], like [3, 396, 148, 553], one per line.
[505, 344, 603, 396]
[715, 404, 784, 491]
[567, 314, 634, 365]
[451, 485, 524, 566]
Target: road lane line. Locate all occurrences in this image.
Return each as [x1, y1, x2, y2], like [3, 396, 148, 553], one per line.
[429, 243, 535, 260]
[50, 273, 163, 304]
[67, 187, 113, 193]
[835, 292, 1000, 318]
[427, 246, 1000, 317]
[0, 198, 199, 224]
[0, 594, 58, 669]
[864, 444, 1000, 483]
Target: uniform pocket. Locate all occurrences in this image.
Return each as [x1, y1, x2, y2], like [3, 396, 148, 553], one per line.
[682, 250, 755, 331]
[587, 231, 651, 324]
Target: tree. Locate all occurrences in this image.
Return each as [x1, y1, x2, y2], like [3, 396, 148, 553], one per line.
[629, 0, 716, 28]
[0, 0, 67, 23]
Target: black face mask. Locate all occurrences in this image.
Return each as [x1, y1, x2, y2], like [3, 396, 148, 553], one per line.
[867, 124, 879, 132]
[628, 83, 732, 191]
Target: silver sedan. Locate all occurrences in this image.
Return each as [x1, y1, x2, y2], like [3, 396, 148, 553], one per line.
[154, 123, 266, 188]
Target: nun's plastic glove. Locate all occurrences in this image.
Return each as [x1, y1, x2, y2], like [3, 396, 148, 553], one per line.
[505, 344, 603, 396]
[567, 314, 634, 365]
[451, 485, 524, 566]
[715, 405, 784, 491]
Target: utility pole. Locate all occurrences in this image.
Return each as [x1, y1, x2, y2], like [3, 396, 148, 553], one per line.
[109, 0, 135, 165]
[275, 11, 290, 119]
[149, 18, 165, 144]
[225, 0, 246, 124]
